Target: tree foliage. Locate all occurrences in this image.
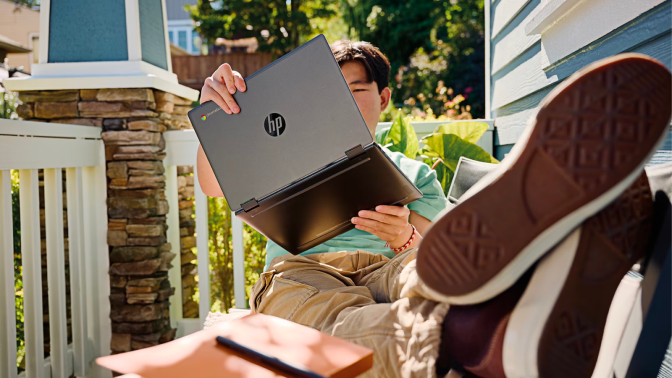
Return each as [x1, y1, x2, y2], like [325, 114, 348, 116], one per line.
[341, 0, 485, 117]
[187, 0, 339, 58]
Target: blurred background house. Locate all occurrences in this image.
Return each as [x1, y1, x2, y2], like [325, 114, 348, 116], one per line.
[0, 33, 30, 119]
[0, 34, 30, 79]
[0, 0, 39, 74]
[166, 0, 202, 55]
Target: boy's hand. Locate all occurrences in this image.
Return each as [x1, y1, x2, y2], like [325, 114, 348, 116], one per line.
[201, 63, 247, 114]
[352, 205, 414, 249]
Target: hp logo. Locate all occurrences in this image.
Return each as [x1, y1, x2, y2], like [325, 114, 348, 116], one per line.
[264, 113, 286, 137]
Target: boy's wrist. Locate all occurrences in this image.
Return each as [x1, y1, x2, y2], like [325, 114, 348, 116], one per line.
[389, 224, 415, 250]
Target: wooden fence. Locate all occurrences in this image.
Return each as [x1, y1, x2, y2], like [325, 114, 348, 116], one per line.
[171, 53, 273, 90]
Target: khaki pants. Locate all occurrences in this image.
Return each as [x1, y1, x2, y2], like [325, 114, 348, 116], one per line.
[249, 249, 451, 378]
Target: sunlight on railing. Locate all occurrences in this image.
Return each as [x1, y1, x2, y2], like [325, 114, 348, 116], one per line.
[0, 119, 109, 378]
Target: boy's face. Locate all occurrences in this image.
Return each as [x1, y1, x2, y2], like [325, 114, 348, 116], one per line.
[341, 61, 392, 136]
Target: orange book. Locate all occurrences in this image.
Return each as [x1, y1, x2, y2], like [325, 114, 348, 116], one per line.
[97, 313, 373, 378]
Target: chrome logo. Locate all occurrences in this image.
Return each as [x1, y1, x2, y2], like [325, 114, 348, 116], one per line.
[201, 115, 206, 121]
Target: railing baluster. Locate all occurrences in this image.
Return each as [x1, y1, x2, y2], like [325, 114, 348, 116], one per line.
[193, 168, 210, 324]
[0, 170, 17, 378]
[19, 169, 45, 378]
[231, 213, 245, 309]
[165, 165, 183, 327]
[65, 167, 87, 377]
[81, 149, 111, 378]
[44, 168, 68, 378]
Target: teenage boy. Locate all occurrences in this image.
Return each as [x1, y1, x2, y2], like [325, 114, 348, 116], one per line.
[197, 40, 449, 271]
[197, 41, 671, 378]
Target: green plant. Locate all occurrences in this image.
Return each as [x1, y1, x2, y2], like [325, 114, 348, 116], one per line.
[1, 91, 20, 119]
[206, 196, 267, 313]
[10, 170, 25, 372]
[376, 112, 497, 195]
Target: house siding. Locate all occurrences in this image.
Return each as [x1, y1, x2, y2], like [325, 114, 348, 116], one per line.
[486, 0, 672, 375]
[165, 0, 197, 21]
[0, 0, 40, 72]
[487, 0, 672, 163]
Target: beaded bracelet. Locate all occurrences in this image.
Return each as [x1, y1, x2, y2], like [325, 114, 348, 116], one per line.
[385, 224, 418, 253]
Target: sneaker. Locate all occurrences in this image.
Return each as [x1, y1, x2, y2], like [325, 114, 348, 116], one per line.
[417, 53, 671, 305]
[502, 173, 654, 378]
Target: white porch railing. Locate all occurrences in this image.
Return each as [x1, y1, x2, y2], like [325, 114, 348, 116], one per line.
[0, 118, 495, 377]
[162, 119, 495, 337]
[0, 119, 110, 378]
[162, 130, 248, 338]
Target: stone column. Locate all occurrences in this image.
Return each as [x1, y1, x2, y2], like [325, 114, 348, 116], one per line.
[15, 88, 194, 353]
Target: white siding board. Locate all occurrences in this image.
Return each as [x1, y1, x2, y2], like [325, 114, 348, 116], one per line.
[492, 47, 558, 110]
[494, 86, 554, 118]
[539, 0, 665, 65]
[544, 2, 671, 80]
[492, 0, 533, 38]
[631, 32, 671, 70]
[491, 0, 542, 74]
[492, 4, 671, 147]
[495, 107, 539, 145]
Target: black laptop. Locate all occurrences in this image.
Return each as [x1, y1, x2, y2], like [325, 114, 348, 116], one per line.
[188, 35, 422, 254]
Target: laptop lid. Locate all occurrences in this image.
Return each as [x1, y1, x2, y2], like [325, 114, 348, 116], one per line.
[189, 35, 373, 210]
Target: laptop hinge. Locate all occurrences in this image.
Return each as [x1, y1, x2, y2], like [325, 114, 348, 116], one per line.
[345, 144, 365, 160]
[241, 198, 259, 212]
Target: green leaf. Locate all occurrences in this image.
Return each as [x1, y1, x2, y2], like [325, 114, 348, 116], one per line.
[424, 133, 493, 172]
[433, 163, 454, 196]
[431, 121, 489, 144]
[386, 112, 420, 159]
[375, 127, 391, 146]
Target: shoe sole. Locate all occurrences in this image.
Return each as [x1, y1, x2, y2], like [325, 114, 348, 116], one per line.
[502, 173, 654, 378]
[417, 53, 671, 305]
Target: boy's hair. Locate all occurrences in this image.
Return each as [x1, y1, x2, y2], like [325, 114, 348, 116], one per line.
[330, 40, 390, 94]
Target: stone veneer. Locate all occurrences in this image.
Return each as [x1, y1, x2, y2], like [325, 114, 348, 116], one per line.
[16, 88, 196, 353]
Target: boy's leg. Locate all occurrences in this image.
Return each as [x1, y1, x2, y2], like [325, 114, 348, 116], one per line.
[250, 250, 451, 378]
[358, 248, 454, 304]
[249, 250, 389, 333]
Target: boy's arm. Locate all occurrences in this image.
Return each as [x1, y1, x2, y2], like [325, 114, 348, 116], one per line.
[409, 211, 432, 236]
[353, 206, 433, 252]
[197, 145, 224, 197]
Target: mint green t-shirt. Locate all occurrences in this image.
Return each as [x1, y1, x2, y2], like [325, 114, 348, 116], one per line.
[263, 145, 449, 270]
